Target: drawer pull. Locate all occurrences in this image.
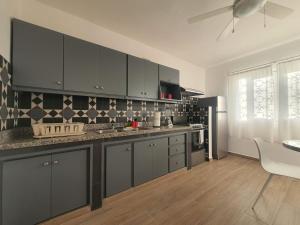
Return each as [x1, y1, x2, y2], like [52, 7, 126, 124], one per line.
[53, 160, 59, 165]
[41, 161, 50, 167]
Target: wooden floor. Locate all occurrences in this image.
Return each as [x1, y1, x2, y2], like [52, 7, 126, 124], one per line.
[42, 155, 300, 225]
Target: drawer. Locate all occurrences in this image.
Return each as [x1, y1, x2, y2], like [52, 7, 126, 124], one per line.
[169, 153, 185, 172]
[169, 144, 185, 156]
[169, 134, 185, 145]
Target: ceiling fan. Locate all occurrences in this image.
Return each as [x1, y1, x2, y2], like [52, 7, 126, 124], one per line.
[188, 0, 293, 41]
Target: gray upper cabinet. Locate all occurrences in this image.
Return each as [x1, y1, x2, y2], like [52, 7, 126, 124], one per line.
[144, 60, 159, 99]
[2, 155, 52, 225]
[12, 19, 63, 91]
[64, 36, 127, 96]
[106, 144, 132, 197]
[128, 55, 159, 99]
[51, 150, 88, 217]
[128, 56, 146, 98]
[159, 65, 180, 85]
[99, 47, 127, 96]
[64, 36, 100, 94]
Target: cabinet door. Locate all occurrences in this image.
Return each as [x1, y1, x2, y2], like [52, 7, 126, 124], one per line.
[51, 150, 88, 217]
[64, 35, 100, 94]
[106, 144, 132, 197]
[144, 61, 159, 99]
[159, 65, 180, 84]
[2, 155, 52, 225]
[152, 138, 168, 178]
[128, 55, 145, 98]
[134, 141, 153, 186]
[12, 19, 63, 90]
[99, 47, 127, 96]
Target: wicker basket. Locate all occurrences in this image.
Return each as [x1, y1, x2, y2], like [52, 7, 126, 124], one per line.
[32, 123, 85, 139]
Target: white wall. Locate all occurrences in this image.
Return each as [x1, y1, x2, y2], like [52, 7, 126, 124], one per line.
[0, 0, 205, 92]
[206, 38, 300, 158]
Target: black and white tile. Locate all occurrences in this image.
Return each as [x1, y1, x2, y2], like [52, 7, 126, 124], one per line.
[0, 55, 18, 130]
[0, 53, 202, 130]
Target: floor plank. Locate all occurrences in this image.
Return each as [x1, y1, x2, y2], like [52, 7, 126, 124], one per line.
[41, 155, 300, 225]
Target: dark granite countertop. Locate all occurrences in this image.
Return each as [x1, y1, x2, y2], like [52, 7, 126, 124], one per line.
[0, 125, 192, 152]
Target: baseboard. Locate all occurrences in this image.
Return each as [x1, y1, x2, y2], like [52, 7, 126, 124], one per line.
[228, 152, 258, 161]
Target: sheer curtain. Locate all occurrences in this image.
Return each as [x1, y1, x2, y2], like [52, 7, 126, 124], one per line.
[228, 59, 300, 142]
[228, 66, 278, 142]
[278, 59, 300, 141]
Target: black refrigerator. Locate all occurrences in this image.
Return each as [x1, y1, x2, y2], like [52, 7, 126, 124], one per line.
[197, 96, 228, 160]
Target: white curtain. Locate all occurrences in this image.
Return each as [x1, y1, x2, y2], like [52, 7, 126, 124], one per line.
[228, 66, 278, 142]
[278, 59, 300, 141]
[228, 59, 300, 142]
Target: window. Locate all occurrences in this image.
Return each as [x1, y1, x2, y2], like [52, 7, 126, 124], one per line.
[236, 75, 274, 120]
[253, 76, 274, 119]
[229, 59, 300, 141]
[287, 72, 300, 119]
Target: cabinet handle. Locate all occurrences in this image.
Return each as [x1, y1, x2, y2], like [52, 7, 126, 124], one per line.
[56, 81, 62, 85]
[141, 91, 144, 95]
[149, 144, 152, 147]
[41, 161, 50, 167]
[100, 86, 104, 90]
[144, 92, 147, 95]
[53, 160, 59, 165]
[95, 85, 100, 89]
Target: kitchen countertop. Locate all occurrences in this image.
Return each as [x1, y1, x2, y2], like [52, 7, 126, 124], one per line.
[0, 126, 192, 152]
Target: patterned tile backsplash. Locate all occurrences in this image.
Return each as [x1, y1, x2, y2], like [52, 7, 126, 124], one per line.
[0, 54, 203, 131]
[0, 55, 18, 130]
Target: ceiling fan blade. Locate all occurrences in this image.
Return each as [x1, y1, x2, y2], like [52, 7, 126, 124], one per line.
[259, 1, 293, 19]
[188, 5, 233, 24]
[217, 18, 240, 41]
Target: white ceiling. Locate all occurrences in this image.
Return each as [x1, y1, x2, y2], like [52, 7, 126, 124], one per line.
[38, 0, 300, 68]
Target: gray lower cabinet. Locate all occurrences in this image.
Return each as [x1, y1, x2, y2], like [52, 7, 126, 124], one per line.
[152, 138, 169, 178]
[159, 65, 180, 85]
[51, 150, 88, 217]
[105, 144, 132, 197]
[134, 140, 153, 186]
[2, 155, 52, 225]
[12, 19, 63, 91]
[128, 55, 159, 99]
[2, 149, 88, 225]
[134, 138, 168, 186]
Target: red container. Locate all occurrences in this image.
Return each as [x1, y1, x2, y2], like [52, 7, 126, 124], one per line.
[131, 121, 138, 128]
[167, 94, 173, 100]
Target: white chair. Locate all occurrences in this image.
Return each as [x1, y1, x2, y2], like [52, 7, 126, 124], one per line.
[252, 138, 300, 209]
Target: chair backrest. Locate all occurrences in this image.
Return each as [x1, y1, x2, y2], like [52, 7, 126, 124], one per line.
[253, 137, 273, 174]
[253, 137, 300, 179]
